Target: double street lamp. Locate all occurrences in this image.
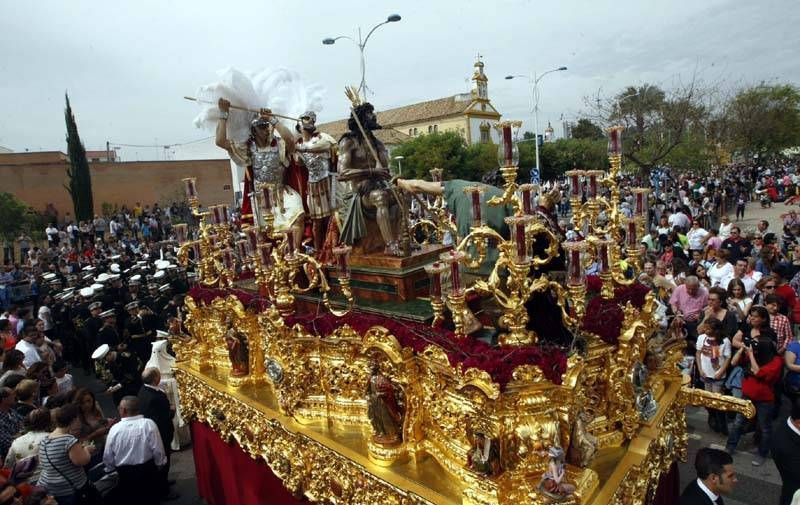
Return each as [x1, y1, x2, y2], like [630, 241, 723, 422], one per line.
[505, 66, 567, 183]
[323, 14, 402, 100]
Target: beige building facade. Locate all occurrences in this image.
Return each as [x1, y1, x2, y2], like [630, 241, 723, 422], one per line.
[0, 151, 232, 221]
[317, 58, 502, 148]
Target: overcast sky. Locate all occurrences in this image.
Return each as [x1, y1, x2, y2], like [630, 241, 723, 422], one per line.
[1, 0, 798, 161]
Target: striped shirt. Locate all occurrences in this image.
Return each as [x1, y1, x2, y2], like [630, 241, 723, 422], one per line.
[37, 435, 87, 497]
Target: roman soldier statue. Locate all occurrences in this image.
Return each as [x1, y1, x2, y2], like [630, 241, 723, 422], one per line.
[294, 111, 337, 253]
[216, 98, 305, 246]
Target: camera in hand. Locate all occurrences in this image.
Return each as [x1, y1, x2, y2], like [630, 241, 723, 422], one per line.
[743, 335, 759, 348]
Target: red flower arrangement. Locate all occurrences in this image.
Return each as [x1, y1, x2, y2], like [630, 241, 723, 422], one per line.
[580, 281, 650, 345]
[188, 287, 568, 390]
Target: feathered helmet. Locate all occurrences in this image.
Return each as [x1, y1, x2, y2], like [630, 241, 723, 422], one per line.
[548, 446, 565, 459]
[250, 115, 271, 132]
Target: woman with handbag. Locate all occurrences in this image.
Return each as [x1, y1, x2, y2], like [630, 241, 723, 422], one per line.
[37, 404, 97, 505]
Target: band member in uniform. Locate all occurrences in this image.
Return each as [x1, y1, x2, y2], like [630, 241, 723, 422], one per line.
[97, 309, 123, 350]
[124, 302, 152, 364]
[92, 344, 143, 406]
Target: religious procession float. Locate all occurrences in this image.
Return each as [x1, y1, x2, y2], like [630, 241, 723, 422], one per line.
[172, 71, 754, 505]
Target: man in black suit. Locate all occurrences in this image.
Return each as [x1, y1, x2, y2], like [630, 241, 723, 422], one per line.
[679, 447, 737, 505]
[771, 397, 800, 505]
[138, 367, 178, 501]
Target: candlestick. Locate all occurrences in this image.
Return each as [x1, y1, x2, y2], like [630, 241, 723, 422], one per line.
[244, 227, 258, 251]
[627, 219, 638, 248]
[607, 125, 624, 156]
[210, 205, 221, 225]
[565, 170, 583, 199]
[441, 251, 465, 295]
[332, 245, 352, 280]
[494, 120, 521, 168]
[222, 248, 234, 270]
[505, 215, 533, 264]
[174, 223, 188, 244]
[598, 241, 610, 273]
[563, 242, 586, 286]
[587, 171, 601, 199]
[633, 188, 649, 218]
[192, 242, 201, 261]
[236, 240, 248, 259]
[258, 243, 272, 267]
[424, 262, 445, 300]
[463, 186, 484, 228]
[182, 177, 197, 199]
[519, 184, 536, 215]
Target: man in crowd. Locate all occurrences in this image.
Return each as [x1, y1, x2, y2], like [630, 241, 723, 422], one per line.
[139, 367, 178, 501]
[670, 276, 708, 342]
[104, 395, 167, 505]
[680, 447, 737, 505]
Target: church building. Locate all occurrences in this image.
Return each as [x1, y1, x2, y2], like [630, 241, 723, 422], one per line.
[317, 58, 502, 148]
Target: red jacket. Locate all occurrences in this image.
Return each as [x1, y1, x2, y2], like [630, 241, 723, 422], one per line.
[742, 356, 783, 402]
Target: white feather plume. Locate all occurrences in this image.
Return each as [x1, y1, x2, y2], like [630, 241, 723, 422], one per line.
[193, 67, 326, 142]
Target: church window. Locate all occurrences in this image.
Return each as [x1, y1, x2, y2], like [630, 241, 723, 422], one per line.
[433, 125, 438, 133]
[428, 125, 432, 133]
[480, 129, 490, 143]
[413, 128, 418, 136]
[408, 129, 412, 136]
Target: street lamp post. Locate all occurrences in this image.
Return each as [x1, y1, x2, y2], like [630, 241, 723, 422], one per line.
[393, 155, 404, 176]
[505, 67, 567, 183]
[323, 14, 401, 100]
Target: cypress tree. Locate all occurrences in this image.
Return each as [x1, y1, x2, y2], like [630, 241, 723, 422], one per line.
[64, 93, 94, 221]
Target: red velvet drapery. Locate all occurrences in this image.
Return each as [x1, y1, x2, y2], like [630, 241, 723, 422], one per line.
[191, 422, 300, 505]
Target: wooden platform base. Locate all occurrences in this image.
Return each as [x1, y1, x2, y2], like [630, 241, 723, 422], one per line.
[331, 244, 451, 302]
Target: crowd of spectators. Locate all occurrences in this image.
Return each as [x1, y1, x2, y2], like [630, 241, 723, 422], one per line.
[0, 199, 195, 504]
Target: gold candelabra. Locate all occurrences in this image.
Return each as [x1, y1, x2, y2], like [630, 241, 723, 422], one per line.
[561, 126, 651, 308]
[423, 121, 559, 346]
[175, 179, 353, 317]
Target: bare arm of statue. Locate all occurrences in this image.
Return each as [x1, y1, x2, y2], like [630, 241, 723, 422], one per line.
[396, 179, 444, 196]
[337, 137, 354, 174]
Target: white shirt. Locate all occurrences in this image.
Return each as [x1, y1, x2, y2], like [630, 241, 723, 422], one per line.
[103, 415, 167, 469]
[668, 212, 690, 230]
[696, 478, 720, 503]
[686, 227, 708, 250]
[708, 262, 734, 288]
[788, 417, 800, 438]
[15, 339, 41, 369]
[719, 222, 733, 241]
[696, 334, 731, 379]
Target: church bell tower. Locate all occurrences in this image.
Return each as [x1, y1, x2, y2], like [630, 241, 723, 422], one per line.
[471, 56, 489, 101]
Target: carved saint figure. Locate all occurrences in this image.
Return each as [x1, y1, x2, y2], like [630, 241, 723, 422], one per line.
[467, 431, 501, 476]
[567, 409, 598, 468]
[366, 363, 403, 444]
[225, 326, 249, 377]
[540, 446, 576, 498]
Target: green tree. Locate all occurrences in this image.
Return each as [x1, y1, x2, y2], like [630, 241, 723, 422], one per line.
[64, 93, 94, 221]
[0, 192, 33, 243]
[589, 81, 711, 175]
[390, 131, 499, 182]
[538, 138, 609, 179]
[571, 118, 604, 140]
[724, 83, 800, 158]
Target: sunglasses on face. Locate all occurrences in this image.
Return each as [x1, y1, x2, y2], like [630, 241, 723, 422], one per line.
[765, 285, 776, 289]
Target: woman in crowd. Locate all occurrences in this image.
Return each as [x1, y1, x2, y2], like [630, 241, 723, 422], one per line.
[73, 389, 109, 465]
[0, 321, 15, 352]
[37, 404, 95, 505]
[3, 408, 51, 484]
[726, 278, 753, 324]
[708, 249, 734, 289]
[698, 287, 739, 341]
[727, 307, 783, 465]
[689, 263, 712, 288]
[13, 380, 38, 417]
[0, 352, 26, 388]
